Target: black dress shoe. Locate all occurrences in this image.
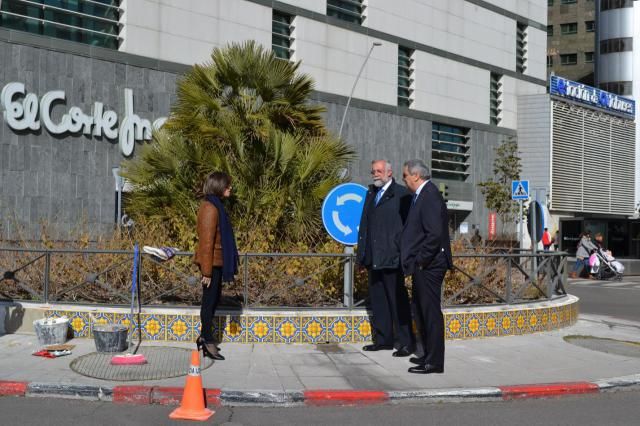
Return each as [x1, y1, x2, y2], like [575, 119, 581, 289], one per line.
[392, 347, 413, 357]
[408, 364, 444, 374]
[362, 344, 394, 351]
[409, 356, 425, 365]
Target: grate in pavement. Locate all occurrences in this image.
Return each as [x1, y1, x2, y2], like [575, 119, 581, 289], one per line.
[70, 346, 214, 381]
[564, 335, 640, 358]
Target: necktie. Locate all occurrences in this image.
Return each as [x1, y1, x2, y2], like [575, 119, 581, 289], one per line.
[375, 189, 384, 205]
[411, 193, 418, 206]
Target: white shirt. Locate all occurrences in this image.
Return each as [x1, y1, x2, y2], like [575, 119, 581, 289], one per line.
[414, 180, 429, 198]
[377, 179, 393, 198]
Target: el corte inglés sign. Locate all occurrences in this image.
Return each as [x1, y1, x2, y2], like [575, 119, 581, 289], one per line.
[1, 82, 167, 156]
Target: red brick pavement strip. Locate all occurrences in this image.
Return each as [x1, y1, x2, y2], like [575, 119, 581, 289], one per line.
[0, 381, 28, 396]
[499, 382, 600, 400]
[0, 377, 639, 406]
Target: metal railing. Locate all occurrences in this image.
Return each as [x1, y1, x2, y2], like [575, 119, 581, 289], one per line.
[0, 247, 567, 310]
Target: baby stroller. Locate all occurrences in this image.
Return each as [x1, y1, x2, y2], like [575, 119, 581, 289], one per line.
[589, 248, 624, 281]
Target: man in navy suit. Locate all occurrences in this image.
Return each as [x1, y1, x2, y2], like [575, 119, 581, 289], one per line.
[401, 159, 453, 374]
[357, 159, 414, 357]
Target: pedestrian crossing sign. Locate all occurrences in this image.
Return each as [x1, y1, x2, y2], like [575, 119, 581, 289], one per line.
[511, 180, 529, 200]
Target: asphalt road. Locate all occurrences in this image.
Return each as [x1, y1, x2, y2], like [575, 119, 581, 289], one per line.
[567, 275, 640, 322]
[2, 390, 640, 426]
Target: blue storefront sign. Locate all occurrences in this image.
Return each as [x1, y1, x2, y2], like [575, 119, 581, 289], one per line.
[321, 183, 368, 245]
[550, 75, 635, 118]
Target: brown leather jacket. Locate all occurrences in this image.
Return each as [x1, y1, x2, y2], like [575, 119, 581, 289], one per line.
[194, 201, 223, 277]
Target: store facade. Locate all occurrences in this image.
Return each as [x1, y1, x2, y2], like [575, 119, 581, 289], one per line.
[519, 75, 639, 257]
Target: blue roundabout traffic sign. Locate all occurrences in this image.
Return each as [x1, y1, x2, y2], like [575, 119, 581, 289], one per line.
[321, 183, 368, 246]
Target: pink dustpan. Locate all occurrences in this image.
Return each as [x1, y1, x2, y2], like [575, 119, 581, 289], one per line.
[111, 353, 147, 365]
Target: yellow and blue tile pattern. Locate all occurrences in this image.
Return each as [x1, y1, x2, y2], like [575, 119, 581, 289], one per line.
[43, 296, 579, 343]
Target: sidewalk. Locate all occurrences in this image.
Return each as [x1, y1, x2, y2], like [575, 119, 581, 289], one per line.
[1, 313, 640, 405]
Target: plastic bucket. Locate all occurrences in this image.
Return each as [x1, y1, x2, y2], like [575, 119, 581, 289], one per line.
[33, 317, 69, 346]
[93, 324, 129, 353]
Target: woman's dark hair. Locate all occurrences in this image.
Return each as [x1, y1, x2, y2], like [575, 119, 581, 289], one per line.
[202, 172, 231, 196]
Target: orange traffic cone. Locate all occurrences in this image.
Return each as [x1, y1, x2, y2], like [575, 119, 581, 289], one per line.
[169, 350, 214, 421]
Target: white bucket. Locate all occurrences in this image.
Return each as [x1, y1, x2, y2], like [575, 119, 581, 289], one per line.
[33, 317, 70, 346]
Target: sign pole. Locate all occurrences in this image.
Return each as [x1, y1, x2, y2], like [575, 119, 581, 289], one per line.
[343, 246, 354, 308]
[519, 200, 523, 249]
[531, 193, 538, 280]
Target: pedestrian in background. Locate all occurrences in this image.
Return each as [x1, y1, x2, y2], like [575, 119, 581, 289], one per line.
[357, 160, 415, 357]
[542, 227, 552, 251]
[194, 172, 239, 361]
[400, 159, 453, 374]
[570, 232, 595, 278]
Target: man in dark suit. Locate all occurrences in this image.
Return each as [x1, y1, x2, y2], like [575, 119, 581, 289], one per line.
[401, 159, 453, 374]
[357, 159, 414, 357]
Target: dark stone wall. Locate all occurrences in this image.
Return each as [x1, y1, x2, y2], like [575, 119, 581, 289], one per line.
[0, 39, 179, 240]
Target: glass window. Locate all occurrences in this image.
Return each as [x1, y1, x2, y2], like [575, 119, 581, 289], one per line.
[599, 81, 633, 96]
[547, 25, 553, 36]
[431, 123, 471, 182]
[584, 51, 594, 63]
[548, 0, 554, 5]
[398, 46, 414, 107]
[327, 0, 364, 25]
[0, 0, 121, 49]
[561, 0, 577, 4]
[600, 37, 633, 54]
[601, 0, 634, 11]
[547, 55, 554, 67]
[272, 11, 294, 60]
[560, 23, 578, 35]
[585, 21, 595, 32]
[560, 53, 578, 65]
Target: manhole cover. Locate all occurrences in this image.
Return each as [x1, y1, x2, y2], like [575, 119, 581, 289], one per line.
[564, 335, 640, 358]
[70, 347, 214, 381]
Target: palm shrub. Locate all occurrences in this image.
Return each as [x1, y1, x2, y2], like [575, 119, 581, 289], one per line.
[122, 41, 355, 251]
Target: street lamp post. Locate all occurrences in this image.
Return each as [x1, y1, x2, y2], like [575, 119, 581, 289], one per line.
[338, 41, 382, 139]
[338, 42, 381, 307]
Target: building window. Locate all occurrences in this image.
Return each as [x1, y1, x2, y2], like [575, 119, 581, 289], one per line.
[547, 25, 553, 36]
[560, 23, 578, 35]
[584, 51, 594, 63]
[585, 21, 595, 32]
[272, 11, 294, 60]
[560, 53, 578, 65]
[516, 22, 528, 74]
[599, 81, 633, 96]
[561, 0, 577, 4]
[490, 73, 503, 126]
[431, 123, 471, 182]
[601, 0, 634, 11]
[600, 37, 633, 54]
[547, 55, 554, 67]
[327, 0, 365, 25]
[397, 46, 414, 107]
[0, 0, 121, 49]
[548, 0, 554, 5]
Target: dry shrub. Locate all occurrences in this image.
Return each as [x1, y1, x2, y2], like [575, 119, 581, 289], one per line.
[1, 221, 545, 307]
[0, 218, 368, 307]
[443, 238, 543, 305]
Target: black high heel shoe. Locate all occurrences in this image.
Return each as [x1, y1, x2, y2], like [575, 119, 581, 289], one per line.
[196, 336, 225, 361]
[196, 335, 220, 351]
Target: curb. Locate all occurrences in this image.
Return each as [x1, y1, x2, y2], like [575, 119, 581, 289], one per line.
[1, 375, 639, 406]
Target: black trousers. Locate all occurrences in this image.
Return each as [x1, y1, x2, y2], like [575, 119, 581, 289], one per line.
[412, 254, 447, 367]
[369, 268, 414, 348]
[200, 267, 222, 343]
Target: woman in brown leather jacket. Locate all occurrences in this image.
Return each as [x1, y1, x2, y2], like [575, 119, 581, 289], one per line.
[194, 172, 238, 360]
